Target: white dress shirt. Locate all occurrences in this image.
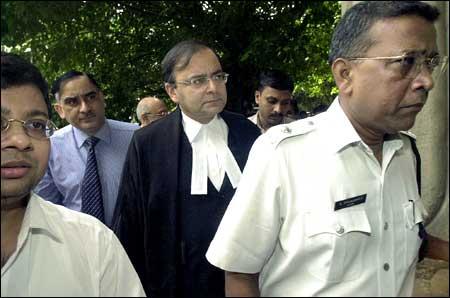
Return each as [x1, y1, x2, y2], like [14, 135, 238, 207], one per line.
[181, 112, 242, 195]
[207, 97, 425, 296]
[1, 193, 146, 297]
[248, 111, 293, 133]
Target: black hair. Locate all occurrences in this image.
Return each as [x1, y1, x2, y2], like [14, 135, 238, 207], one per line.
[161, 39, 216, 84]
[290, 98, 300, 114]
[51, 70, 101, 100]
[328, 1, 440, 64]
[1, 52, 52, 118]
[257, 69, 294, 93]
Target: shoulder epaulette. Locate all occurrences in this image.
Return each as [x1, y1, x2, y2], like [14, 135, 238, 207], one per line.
[400, 130, 417, 140]
[265, 119, 316, 147]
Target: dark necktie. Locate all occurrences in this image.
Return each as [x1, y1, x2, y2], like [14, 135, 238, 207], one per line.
[81, 136, 105, 222]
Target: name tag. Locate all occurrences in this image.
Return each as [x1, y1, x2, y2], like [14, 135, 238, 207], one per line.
[334, 194, 367, 211]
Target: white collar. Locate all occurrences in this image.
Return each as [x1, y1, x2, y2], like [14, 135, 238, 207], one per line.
[180, 111, 241, 195]
[181, 111, 205, 143]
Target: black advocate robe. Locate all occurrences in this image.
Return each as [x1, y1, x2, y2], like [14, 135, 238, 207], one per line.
[112, 108, 260, 297]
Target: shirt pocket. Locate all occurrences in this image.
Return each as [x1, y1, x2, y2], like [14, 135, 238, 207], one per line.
[305, 209, 372, 282]
[403, 196, 426, 267]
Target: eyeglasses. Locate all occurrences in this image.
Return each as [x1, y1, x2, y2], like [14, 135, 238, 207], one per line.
[175, 72, 229, 88]
[346, 53, 448, 80]
[142, 111, 169, 118]
[1, 118, 58, 140]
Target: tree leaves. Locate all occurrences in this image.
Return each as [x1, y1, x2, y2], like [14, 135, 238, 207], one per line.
[1, 1, 340, 122]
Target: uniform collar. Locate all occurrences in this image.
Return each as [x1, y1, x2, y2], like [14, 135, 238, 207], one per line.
[323, 97, 404, 153]
[322, 97, 362, 153]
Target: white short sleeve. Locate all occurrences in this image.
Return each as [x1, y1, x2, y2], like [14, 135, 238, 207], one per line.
[206, 135, 283, 273]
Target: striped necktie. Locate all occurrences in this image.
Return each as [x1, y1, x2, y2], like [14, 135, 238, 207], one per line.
[81, 136, 104, 222]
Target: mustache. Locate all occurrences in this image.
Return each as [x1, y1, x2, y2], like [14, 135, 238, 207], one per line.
[1, 153, 35, 167]
[417, 88, 429, 103]
[204, 97, 223, 101]
[79, 111, 96, 118]
[269, 113, 283, 118]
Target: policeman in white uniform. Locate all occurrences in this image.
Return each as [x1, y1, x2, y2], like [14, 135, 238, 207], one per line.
[206, 1, 448, 296]
[207, 98, 425, 296]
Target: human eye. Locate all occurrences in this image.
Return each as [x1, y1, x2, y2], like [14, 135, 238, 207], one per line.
[64, 97, 79, 106]
[397, 55, 416, 67]
[389, 55, 416, 77]
[26, 119, 47, 131]
[266, 97, 277, 105]
[86, 92, 98, 101]
[1, 117, 8, 131]
[213, 73, 227, 81]
[426, 55, 440, 71]
[190, 76, 208, 86]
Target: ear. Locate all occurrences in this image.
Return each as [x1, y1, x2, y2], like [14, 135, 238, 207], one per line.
[255, 90, 261, 105]
[141, 114, 149, 125]
[165, 83, 179, 104]
[53, 103, 66, 119]
[332, 58, 354, 96]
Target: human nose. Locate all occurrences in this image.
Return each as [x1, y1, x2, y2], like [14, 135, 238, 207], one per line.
[205, 77, 219, 92]
[273, 103, 282, 114]
[415, 63, 434, 91]
[1, 122, 33, 151]
[79, 98, 91, 113]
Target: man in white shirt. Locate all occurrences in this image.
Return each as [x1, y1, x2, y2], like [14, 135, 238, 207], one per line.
[1, 52, 146, 297]
[112, 40, 260, 297]
[248, 69, 294, 133]
[206, 1, 449, 297]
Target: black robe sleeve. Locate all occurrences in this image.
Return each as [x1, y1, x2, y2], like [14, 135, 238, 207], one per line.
[112, 133, 148, 289]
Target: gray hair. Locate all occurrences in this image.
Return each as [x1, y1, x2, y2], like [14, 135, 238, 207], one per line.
[328, 1, 440, 64]
[136, 96, 164, 121]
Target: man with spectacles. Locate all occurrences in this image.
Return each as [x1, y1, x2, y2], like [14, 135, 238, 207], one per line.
[206, 1, 448, 297]
[248, 69, 295, 133]
[1, 52, 145, 296]
[34, 70, 139, 227]
[112, 40, 260, 297]
[136, 96, 169, 127]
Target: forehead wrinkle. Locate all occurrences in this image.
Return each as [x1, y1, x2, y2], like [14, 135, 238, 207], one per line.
[61, 89, 97, 101]
[1, 105, 48, 119]
[59, 78, 98, 100]
[187, 68, 223, 79]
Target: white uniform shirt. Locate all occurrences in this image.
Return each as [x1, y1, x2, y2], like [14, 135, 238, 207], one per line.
[1, 193, 146, 297]
[207, 98, 425, 297]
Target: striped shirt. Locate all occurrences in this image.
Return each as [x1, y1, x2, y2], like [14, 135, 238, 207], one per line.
[34, 119, 138, 226]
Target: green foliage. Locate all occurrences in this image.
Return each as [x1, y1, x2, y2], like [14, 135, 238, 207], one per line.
[1, 1, 340, 124]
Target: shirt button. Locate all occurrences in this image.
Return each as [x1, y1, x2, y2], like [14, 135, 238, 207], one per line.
[384, 222, 389, 230]
[336, 225, 345, 234]
[383, 263, 390, 271]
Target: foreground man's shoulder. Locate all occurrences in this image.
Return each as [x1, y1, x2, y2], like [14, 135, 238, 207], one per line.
[264, 119, 317, 148]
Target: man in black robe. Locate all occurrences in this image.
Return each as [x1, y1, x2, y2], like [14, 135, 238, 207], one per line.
[112, 40, 260, 297]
